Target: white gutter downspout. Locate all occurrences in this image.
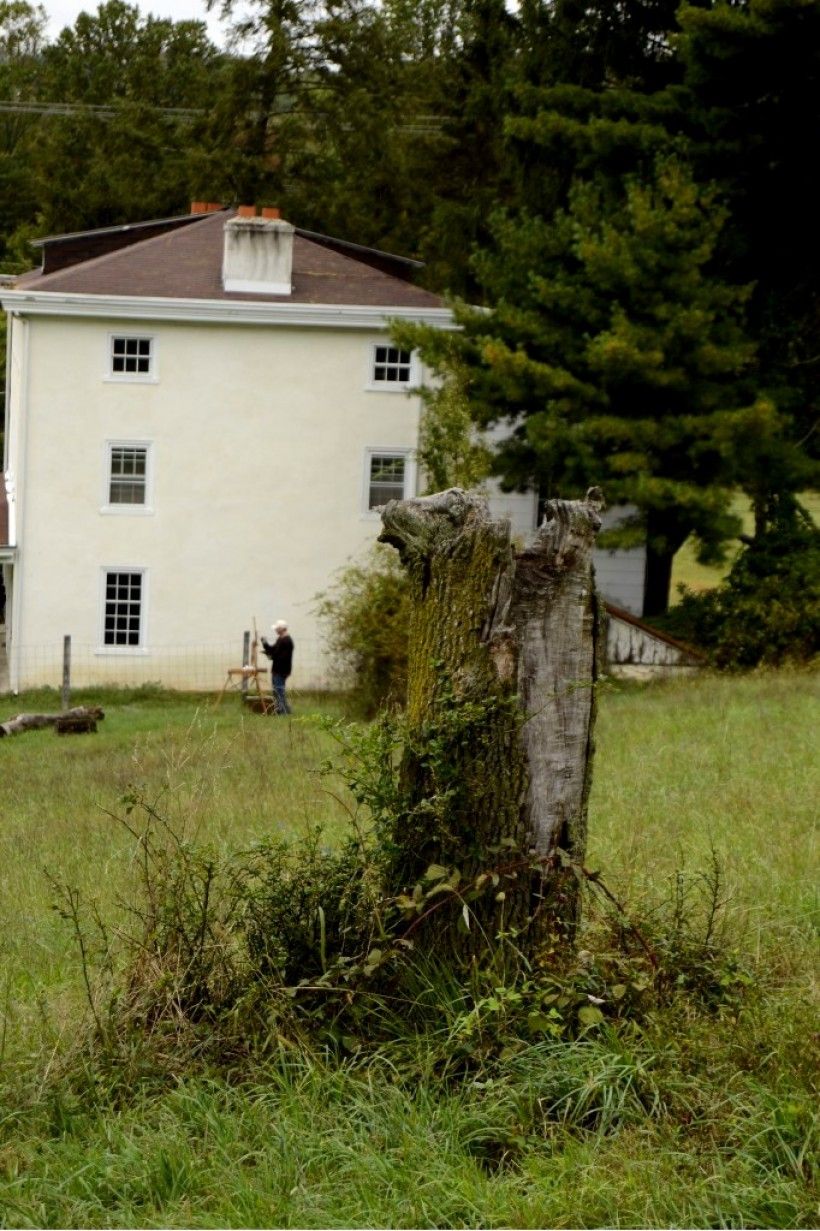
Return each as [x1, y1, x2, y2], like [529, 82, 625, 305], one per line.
[2, 309, 10, 477]
[8, 313, 29, 694]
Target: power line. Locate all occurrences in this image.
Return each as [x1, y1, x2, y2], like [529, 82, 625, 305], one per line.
[0, 98, 449, 132]
[0, 99, 203, 119]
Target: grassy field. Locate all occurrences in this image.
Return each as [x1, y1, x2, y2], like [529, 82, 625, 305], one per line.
[0, 672, 817, 1228]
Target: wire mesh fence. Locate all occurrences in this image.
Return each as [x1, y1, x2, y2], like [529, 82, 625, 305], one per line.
[0, 634, 334, 696]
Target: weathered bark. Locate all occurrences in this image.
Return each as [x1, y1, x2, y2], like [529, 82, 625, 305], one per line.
[0, 706, 104, 737]
[378, 487, 602, 957]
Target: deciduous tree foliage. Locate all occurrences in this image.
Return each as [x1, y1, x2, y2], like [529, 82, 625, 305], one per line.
[0, 1, 230, 241]
[0, 0, 46, 261]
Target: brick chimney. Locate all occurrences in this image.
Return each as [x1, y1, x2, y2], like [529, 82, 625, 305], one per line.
[222, 207, 294, 295]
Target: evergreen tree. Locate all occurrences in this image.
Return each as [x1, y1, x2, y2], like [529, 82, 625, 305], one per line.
[500, 1, 818, 543]
[281, 0, 440, 251]
[417, 0, 521, 295]
[400, 158, 756, 616]
[677, 0, 820, 530]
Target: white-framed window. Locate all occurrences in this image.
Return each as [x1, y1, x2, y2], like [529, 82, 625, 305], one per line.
[107, 333, 156, 381]
[102, 441, 153, 512]
[367, 343, 417, 390]
[364, 448, 416, 514]
[100, 568, 146, 649]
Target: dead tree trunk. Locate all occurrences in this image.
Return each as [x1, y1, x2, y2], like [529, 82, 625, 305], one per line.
[378, 487, 602, 959]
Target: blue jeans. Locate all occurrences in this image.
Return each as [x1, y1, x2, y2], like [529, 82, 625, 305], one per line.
[272, 673, 291, 715]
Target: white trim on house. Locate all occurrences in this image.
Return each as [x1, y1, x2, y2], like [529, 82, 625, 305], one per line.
[8, 314, 30, 694]
[1, 290, 456, 332]
[222, 277, 292, 296]
[104, 331, 158, 383]
[362, 447, 417, 518]
[364, 342, 419, 391]
[3, 471, 16, 547]
[97, 565, 149, 654]
[100, 439, 155, 515]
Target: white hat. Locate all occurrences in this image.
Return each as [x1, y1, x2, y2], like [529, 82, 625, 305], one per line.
[273, 619, 288, 632]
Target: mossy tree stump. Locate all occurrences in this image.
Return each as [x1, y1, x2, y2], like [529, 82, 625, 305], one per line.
[378, 487, 603, 960]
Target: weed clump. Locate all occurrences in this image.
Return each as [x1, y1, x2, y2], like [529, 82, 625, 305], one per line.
[54, 734, 765, 1100]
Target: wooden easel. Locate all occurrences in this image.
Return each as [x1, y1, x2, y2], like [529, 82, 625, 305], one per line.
[217, 618, 269, 706]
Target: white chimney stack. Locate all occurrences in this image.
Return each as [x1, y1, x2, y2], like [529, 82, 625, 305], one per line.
[222, 207, 294, 295]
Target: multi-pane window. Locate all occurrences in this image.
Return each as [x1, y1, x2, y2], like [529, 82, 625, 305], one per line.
[368, 453, 407, 509]
[108, 446, 147, 505]
[103, 571, 143, 647]
[111, 335, 152, 376]
[372, 345, 412, 385]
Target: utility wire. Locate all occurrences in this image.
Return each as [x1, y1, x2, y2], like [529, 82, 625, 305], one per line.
[0, 99, 203, 119]
[0, 98, 448, 132]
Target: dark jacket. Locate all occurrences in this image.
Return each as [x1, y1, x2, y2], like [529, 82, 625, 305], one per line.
[262, 634, 294, 679]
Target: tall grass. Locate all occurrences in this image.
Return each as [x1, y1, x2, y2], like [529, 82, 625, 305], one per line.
[0, 688, 350, 1065]
[0, 672, 817, 1228]
[590, 671, 818, 947]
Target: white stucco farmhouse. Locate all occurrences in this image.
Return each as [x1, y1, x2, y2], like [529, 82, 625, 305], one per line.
[0, 204, 648, 692]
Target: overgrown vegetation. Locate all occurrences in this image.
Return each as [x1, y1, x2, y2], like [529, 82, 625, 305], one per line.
[315, 547, 410, 715]
[37, 800, 779, 1163]
[61, 780, 770, 1091]
[0, 674, 816, 1227]
[415, 367, 493, 494]
[41, 694, 573, 1078]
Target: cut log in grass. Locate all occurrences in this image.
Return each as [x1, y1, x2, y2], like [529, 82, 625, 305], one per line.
[0, 705, 104, 738]
[378, 486, 603, 957]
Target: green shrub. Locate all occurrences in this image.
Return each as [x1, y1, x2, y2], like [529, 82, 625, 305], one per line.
[315, 546, 410, 715]
[663, 497, 819, 667]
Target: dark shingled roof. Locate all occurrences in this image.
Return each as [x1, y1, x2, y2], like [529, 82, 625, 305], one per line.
[15, 210, 445, 309]
[31, 213, 205, 275]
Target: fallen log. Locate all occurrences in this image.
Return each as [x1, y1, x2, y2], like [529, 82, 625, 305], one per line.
[0, 705, 105, 738]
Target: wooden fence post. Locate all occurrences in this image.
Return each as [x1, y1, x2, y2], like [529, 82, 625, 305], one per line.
[61, 635, 71, 711]
[241, 630, 251, 698]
